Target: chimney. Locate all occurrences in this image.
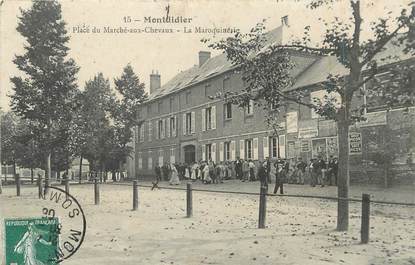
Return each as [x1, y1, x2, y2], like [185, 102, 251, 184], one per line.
[150, 70, 161, 94]
[198, 51, 211, 67]
[281, 15, 289, 27]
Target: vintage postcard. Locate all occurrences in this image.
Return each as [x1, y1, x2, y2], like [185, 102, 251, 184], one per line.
[0, 0, 414, 264]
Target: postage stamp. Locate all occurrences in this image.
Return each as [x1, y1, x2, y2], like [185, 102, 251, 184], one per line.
[4, 217, 60, 265]
[3, 186, 87, 264]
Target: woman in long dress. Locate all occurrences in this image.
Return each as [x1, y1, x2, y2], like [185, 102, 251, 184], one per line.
[14, 223, 52, 265]
[169, 164, 181, 185]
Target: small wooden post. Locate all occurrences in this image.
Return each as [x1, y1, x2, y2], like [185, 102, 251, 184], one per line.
[65, 179, 70, 199]
[37, 176, 43, 199]
[94, 178, 100, 205]
[258, 185, 267, 229]
[16, 174, 21, 197]
[361, 193, 370, 244]
[186, 183, 193, 218]
[133, 180, 138, 211]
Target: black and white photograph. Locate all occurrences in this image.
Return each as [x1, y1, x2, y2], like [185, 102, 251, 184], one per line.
[0, 0, 414, 264]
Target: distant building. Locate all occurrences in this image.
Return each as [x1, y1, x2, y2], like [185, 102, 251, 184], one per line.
[127, 23, 415, 186]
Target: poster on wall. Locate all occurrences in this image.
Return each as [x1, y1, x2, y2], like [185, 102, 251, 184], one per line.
[301, 140, 311, 152]
[327, 137, 338, 157]
[287, 141, 296, 158]
[349, 132, 362, 155]
[312, 138, 327, 159]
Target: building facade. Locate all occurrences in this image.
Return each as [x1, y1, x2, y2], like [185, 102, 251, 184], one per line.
[128, 26, 415, 185]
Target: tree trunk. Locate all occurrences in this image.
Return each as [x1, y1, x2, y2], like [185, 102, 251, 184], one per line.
[13, 162, 16, 179]
[45, 153, 51, 194]
[30, 168, 34, 184]
[337, 120, 350, 231]
[79, 156, 83, 184]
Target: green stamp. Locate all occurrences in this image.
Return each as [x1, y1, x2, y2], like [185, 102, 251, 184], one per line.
[4, 217, 60, 265]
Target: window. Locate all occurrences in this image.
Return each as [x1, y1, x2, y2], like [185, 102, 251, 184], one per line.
[183, 112, 195, 135]
[224, 102, 232, 119]
[185, 91, 191, 104]
[158, 101, 162, 113]
[246, 100, 254, 116]
[147, 105, 151, 115]
[140, 125, 145, 142]
[158, 120, 164, 139]
[204, 84, 211, 97]
[224, 141, 231, 160]
[245, 139, 253, 159]
[170, 116, 176, 137]
[202, 106, 216, 131]
[206, 144, 212, 161]
[271, 137, 278, 158]
[169, 97, 174, 111]
[185, 112, 192, 134]
[205, 107, 212, 130]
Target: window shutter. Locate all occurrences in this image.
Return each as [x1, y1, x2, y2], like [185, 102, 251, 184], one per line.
[140, 125, 145, 142]
[202, 108, 206, 131]
[161, 120, 165, 139]
[202, 145, 206, 161]
[173, 116, 177, 137]
[239, 139, 245, 159]
[148, 121, 152, 142]
[155, 121, 159, 139]
[253, 138, 258, 160]
[138, 152, 142, 169]
[263, 136, 269, 159]
[212, 143, 216, 162]
[183, 113, 186, 135]
[230, 141, 236, 160]
[279, 135, 286, 158]
[148, 151, 153, 169]
[170, 148, 175, 164]
[250, 100, 254, 114]
[219, 142, 224, 162]
[211, 106, 216, 129]
[158, 149, 164, 165]
[191, 111, 195, 134]
[166, 118, 170, 138]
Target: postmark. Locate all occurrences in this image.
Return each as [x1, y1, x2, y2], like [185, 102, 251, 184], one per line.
[4, 186, 87, 264]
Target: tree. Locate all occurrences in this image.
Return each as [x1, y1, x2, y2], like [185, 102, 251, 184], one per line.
[1, 112, 19, 179]
[205, 0, 415, 231]
[112, 64, 147, 175]
[10, 0, 79, 190]
[76, 73, 116, 174]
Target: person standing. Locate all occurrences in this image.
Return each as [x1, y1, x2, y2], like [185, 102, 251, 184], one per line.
[273, 160, 284, 195]
[316, 156, 326, 187]
[154, 164, 161, 182]
[295, 157, 307, 185]
[203, 162, 211, 184]
[258, 162, 268, 191]
[327, 156, 338, 186]
[242, 159, 250, 182]
[169, 164, 180, 185]
[235, 157, 243, 180]
[248, 160, 256, 181]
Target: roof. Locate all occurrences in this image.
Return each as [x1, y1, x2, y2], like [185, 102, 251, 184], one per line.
[147, 26, 285, 101]
[147, 30, 414, 101]
[288, 35, 414, 91]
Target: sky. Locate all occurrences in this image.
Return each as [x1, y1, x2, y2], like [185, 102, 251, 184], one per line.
[0, 0, 412, 111]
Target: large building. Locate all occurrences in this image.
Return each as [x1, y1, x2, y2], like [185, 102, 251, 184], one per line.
[127, 23, 415, 186]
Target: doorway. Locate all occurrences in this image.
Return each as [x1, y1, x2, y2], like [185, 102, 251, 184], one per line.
[184, 145, 196, 164]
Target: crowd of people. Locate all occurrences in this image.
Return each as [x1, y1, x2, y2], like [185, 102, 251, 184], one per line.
[154, 155, 339, 194]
